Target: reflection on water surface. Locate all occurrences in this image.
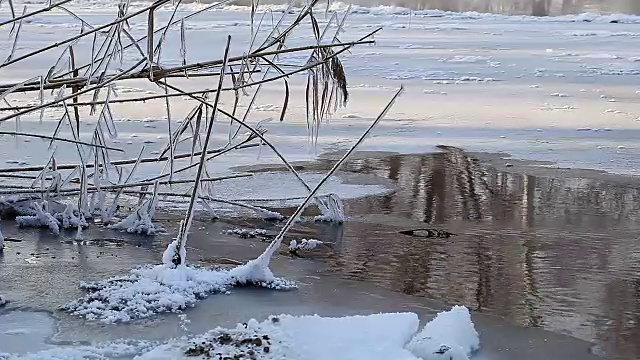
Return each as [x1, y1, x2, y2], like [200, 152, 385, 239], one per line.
[320, 151, 640, 359]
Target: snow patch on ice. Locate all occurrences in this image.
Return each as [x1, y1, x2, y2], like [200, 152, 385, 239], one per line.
[2, 340, 155, 360]
[223, 227, 270, 239]
[62, 263, 295, 323]
[441, 55, 491, 63]
[565, 30, 640, 37]
[341, 113, 362, 119]
[254, 104, 280, 112]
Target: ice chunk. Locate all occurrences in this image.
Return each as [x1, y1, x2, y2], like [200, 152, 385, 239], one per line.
[406, 306, 479, 360]
[289, 239, 323, 251]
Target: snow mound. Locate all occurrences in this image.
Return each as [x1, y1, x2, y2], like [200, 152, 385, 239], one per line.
[406, 306, 479, 360]
[62, 264, 295, 323]
[137, 313, 421, 360]
[229, 258, 297, 290]
[5, 307, 480, 359]
[61, 265, 231, 323]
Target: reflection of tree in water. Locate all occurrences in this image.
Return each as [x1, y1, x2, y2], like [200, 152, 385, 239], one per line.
[331, 151, 640, 358]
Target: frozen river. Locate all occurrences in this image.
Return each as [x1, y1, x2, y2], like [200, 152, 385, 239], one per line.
[1, 1, 640, 359]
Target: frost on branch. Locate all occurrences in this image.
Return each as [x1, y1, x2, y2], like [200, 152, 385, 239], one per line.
[16, 201, 61, 235]
[0, 225, 4, 251]
[109, 183, 163, 235]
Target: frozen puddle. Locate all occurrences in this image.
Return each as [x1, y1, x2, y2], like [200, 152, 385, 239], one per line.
[0, 311, 56, 355]
[1, 307, 479, 360]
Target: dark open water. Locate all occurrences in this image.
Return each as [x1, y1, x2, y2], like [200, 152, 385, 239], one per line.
[301, 150, 640, 359]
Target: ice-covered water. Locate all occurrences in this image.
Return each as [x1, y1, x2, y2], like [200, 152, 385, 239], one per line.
[1, 2, 639, 359]
[1, 3, 640, 181]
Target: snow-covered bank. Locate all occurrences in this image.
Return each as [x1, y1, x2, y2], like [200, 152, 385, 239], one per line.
[2, 307, 479, 360]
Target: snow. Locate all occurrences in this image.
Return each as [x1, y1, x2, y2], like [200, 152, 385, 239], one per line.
[134, 307, 477, 360]
[228, 257, 297, 290]
[406, 306, 480, 360]
[289, 239, 323, 251]
[1, 340, 155, 360]
[62, 262, 295, 323]
[137, 312, 418, 359]
[57, 204, 87, 229]
[223, 227, 269, 239]
[162, 239, 186, 267]
[2, 308, 480, 359]
[1, 309, 478, 358]
[61, 264, 233, 323]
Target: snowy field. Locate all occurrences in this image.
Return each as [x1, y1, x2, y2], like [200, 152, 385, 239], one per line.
[1, 1, 640, 359]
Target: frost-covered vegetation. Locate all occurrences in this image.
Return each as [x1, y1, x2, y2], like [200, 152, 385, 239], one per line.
[0, 0, 491, 358]
[0, 0, 404, 324]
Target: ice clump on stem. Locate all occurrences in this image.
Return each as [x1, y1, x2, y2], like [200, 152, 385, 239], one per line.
[57, 203, 87, 229]
[109, 182, 162, 235]
[16, 201, 60, 235]
[162, 220, 187, 267]
[314, 193, 345, 223]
